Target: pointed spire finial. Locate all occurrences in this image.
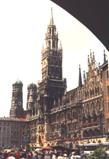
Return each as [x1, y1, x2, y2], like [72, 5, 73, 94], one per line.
[90, 50, 93, 62]
[78, 64, 82, 87]
[79, 64, 81, 69]
[49, 8, 54, 25]
[93, 52, 95, 60]
[83, 70, 86, 81]
[88, 54, 90, 66]
[103, 50, 106, 63]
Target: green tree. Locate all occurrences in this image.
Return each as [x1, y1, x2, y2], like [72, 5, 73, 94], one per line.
[83, 147, 109, 159]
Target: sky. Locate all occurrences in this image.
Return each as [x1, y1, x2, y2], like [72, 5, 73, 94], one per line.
[0, 0, 107, 117]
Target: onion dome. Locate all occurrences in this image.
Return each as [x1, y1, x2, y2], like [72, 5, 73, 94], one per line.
[27, 83, 37, 89]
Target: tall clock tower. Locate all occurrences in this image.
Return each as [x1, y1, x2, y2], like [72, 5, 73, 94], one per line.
[38, 8, 66, 112]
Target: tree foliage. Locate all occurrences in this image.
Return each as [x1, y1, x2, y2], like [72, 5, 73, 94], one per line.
[83, 147, 109, 159]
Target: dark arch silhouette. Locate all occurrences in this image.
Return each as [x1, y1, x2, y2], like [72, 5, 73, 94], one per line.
[51, 0, 109, 50]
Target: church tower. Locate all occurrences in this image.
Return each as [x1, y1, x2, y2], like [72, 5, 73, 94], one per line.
[10, 80, 24, 118]
[38, 8, 66, 111]
[26, 83, 37, 116]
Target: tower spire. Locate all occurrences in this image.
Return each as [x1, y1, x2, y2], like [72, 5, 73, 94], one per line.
[83, 70, 86, 82]
[49, 8, 54, 25]
[104, 50, 106, 63]
[78, 64, 82, 87]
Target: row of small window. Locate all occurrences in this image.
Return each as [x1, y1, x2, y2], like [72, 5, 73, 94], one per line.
[50, 111, 78, 122]
[47, 27, 56, 34]
[47, 40, 58, 49]
[48, 58, 62, 66]
[85, 87, 100, 97]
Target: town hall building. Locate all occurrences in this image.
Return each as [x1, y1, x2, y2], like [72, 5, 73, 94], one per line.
[0, 9, 109, 148]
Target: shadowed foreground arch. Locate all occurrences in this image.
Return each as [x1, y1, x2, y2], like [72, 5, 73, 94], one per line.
[51, 0, 109, 50]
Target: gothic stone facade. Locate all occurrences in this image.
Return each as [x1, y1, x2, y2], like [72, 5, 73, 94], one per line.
[8, 10, 109, 148]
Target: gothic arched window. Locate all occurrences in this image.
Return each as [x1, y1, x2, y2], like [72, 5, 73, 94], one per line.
[52, 40, 55, 48]
[48, 40, 51, 47]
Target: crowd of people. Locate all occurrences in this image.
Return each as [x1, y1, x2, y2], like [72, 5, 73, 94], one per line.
[0, 147, 81, 159]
